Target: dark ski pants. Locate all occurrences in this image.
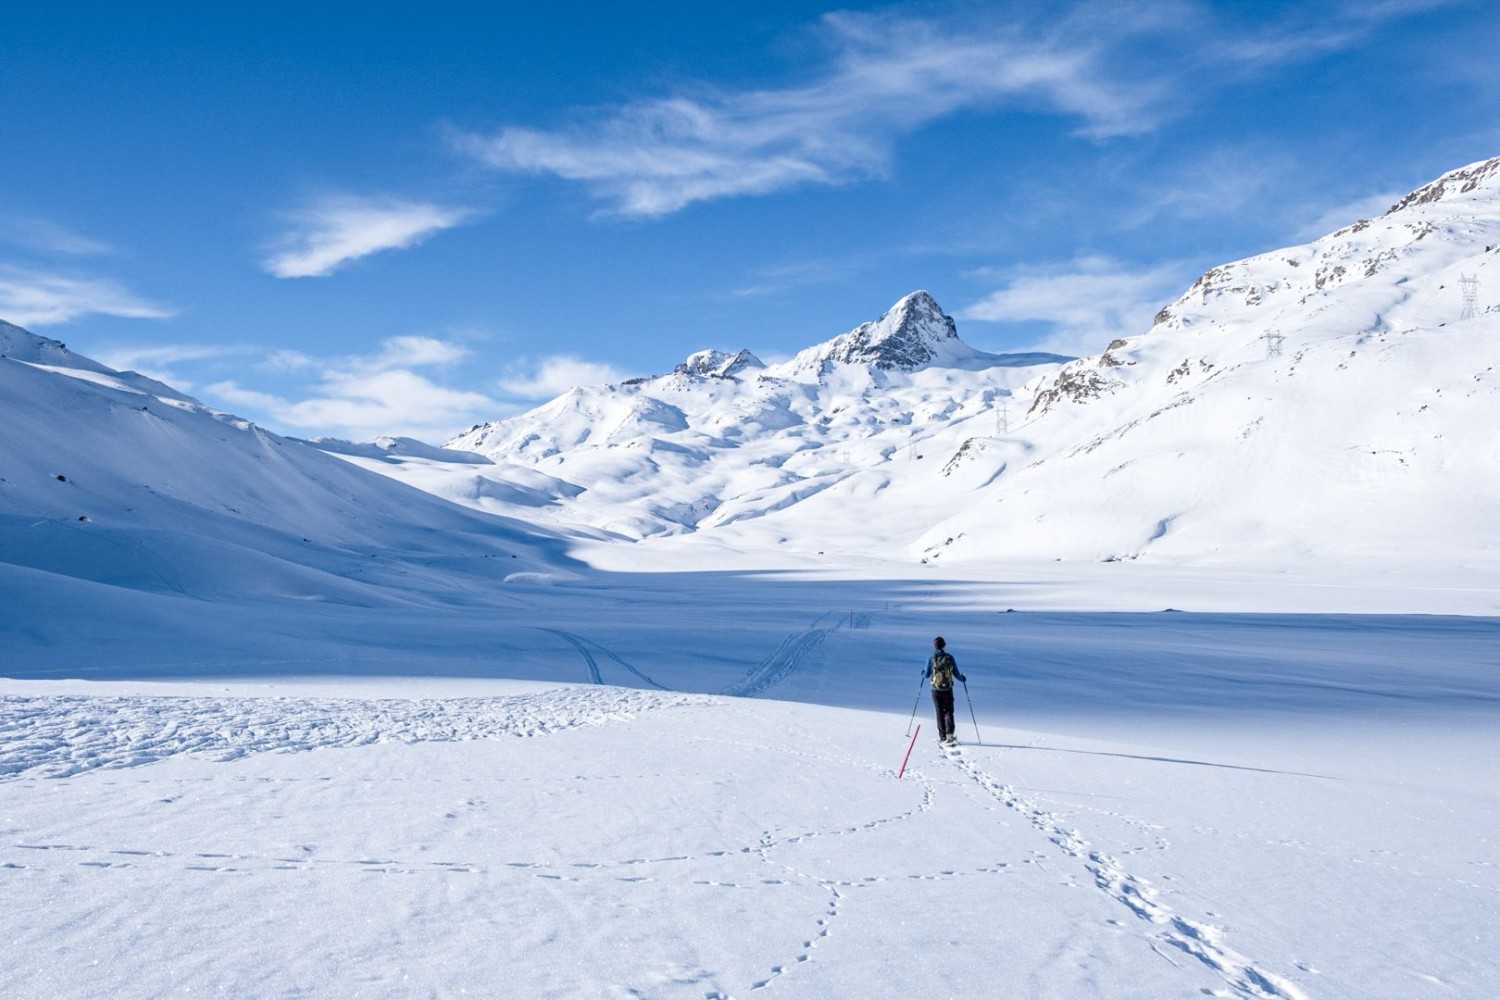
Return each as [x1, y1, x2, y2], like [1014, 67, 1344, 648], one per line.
[931, 688, 956, 739]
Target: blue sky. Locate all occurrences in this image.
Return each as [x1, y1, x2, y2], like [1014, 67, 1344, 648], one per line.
[4, 0, 1497, 441]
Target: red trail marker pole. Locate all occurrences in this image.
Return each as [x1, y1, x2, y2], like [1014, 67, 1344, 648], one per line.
[897, 725, 921, 779]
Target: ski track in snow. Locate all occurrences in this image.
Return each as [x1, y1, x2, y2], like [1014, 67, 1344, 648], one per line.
[534, 627, 671, 691]
[0, 688, 710, 781]
[943, 747, 1311, 1000]
[535, 626, 606, 684]
[720, 624, 831, 699]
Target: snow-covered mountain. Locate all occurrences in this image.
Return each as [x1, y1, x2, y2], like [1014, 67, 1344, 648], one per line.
[435, 291, 1070, 543]
[0, 321, 573, 614]
[9, 155, 1497, 590]
[395, 157, 1500, 573]
[917, 156, 1500, 568]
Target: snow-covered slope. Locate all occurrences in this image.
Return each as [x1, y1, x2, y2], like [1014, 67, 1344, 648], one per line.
[398, 158, 1500, 574]
[311, 432, 592, 524]
[915, 155, 1500, 569]
[0, 322, 573, 611]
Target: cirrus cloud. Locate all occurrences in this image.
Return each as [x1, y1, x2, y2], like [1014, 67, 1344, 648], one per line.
[0, 216, 113, 256]
[203, 334, 500, 441]
[210, 370, 498, 442]
[263, 196, 474, 279]
[960, 256, 1190, 356]
[0, 265, 173, 327]
[498, 355, 630, 399]
[453, 9, 1166, 218]
[452, 1, 1459, 220]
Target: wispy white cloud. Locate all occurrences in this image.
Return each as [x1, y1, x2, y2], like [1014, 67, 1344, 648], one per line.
[453, 1, 1460, 220]
[210, 371, 497, 442]
[204, 334, 499, 441]
[1293, 191, 1405, 240]
[354, 334, 471, 373]
[94, 344, 240, 370]
[1340, 0, 1467, 22]
[1218, 24, 1364, 64]
[0, 266, 173, 327]
[205, 381, 286, 415]
[263, 196, 473, 278]
[1214, 0, 1465, 67]
[0, 216, 113, 256]
[454, 10, 1165, 217]
[498, 355, 630, 398]
[91, 343, 248, 390]
[1119, 147, 1294, 229]
[730, 255, 870, 299]
[959, 255, 1189, 356]
[262, 349, 320, 373]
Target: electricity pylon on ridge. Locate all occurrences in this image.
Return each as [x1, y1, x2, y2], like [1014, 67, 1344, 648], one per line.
[1460, 274, 1479, 321]
[1261, 329, 1285, 359]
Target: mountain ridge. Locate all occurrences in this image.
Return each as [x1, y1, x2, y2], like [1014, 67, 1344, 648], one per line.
[6, 157, 1498, 578]
[412, 156, 1500, 570]
[0, 322, 575, 610]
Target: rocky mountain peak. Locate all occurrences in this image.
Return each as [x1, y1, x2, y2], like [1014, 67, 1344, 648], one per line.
[1385, 155, 1500, 216]
[804, 290, 961, 371]
[675, 348, 765, 379]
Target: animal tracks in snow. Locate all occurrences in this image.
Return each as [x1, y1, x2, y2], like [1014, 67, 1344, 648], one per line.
[0, 692, 989, 999]
[943, 748, 1312, 1000]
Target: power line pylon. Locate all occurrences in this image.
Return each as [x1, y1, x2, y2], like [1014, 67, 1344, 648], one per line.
[1460, 274, 1479, 321]
[1261, 329, 1284, 359]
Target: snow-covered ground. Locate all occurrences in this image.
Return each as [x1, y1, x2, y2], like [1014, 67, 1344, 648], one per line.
[4, 576, 1498, 998]
[5, 645, 1496, 999]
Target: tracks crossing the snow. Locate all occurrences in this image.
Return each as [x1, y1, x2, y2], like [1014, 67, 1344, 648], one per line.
[534, 611, 849, 702]
[532, 627, 671, 690]
[940, 746, 1312, 1000]
[720, 626, 831, 699]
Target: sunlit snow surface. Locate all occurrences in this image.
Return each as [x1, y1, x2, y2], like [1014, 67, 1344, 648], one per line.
[3, 585, 1498, 999]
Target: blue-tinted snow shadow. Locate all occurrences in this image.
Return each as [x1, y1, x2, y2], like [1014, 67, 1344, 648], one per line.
[954, 743, 1337, 780]
[3, 563, 1497, 730]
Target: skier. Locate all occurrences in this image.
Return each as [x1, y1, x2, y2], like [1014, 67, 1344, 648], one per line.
[923, 636, 966, 745]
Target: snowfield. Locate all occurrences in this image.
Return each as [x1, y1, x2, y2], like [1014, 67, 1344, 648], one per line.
[3, 662, 1496, 1000]
[3, 591, 1498, 999]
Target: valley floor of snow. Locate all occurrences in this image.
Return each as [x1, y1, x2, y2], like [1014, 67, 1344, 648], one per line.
[4, 564, 1498, 999]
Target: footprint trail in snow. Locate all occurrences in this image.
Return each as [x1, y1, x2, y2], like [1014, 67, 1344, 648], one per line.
[943, 746, 1312, 1000]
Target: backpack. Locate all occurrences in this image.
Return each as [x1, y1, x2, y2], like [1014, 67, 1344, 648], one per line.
[930, 651, 956, 691]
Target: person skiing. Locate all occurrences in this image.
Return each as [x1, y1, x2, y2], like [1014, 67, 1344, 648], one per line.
[923, 636, 965, 745]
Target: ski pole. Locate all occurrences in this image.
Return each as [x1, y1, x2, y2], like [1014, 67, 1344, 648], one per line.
[961, 679, 982, 746]
[905, 674, 926, 737]
[898, 725, 920, 779]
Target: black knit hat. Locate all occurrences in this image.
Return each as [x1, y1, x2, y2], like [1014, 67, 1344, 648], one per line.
[933, 636, 946, 648]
